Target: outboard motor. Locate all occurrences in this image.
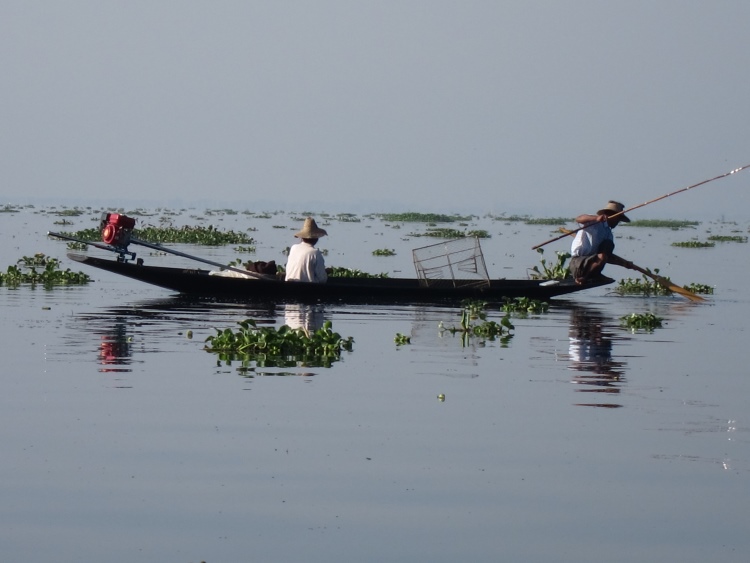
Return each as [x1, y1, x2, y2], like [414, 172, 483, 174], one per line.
[100, 212, 136, 249]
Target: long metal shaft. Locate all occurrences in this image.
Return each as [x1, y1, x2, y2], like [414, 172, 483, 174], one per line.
[129, 237, 266, 278]
[49, 230, 268, 279]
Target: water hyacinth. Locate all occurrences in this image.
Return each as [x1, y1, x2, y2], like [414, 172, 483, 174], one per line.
[376, 212, 473, 223]
[615, 275, 674, 297]
[326, 267, 389, 278]
[440, 301, 514, 347]
[624, 219, 700, 229]
[620, 312, 664, 332]
[707, 235, 748, 243]
[501, 296, 550, 315]
[684, 283, 714, 295]
[60, 224, 255, 246]
[0, 254, 91, 288]
[671, 240, 715, 248]
[528, 248, 571, 281]
[394, 333, 411, 346]
[407, 227, 490, 239]
[205, 319, 354, 368]
[372, 248, 396, 256]
[524, 217, 572, 225]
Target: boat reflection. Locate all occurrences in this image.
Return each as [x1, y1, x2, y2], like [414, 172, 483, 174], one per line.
[73, 297, 278, 377]
[567, 305, 628, 408]
[97, 318, 133, 374]
[283, 303, 326, 333]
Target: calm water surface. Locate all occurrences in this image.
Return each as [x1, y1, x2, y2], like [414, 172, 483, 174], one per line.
[1, 208, 749, 562]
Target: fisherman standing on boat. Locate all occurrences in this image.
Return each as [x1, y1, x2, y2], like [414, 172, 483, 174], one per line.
[569, 201, 634, 285]
[285, 217, 328, 283]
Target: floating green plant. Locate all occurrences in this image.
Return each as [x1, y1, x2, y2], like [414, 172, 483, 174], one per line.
[205, 208, 238, 215]
[337, 213, 361, 222]
[440, 303, 514, 346]
[49, 209, 85, 217]
[0, 254, 91, 288]
[65, 241, 89, 251]
[460, 299, 488, 314]
[205, 319, 354, 368]
[136, 225, 256, 245]
[684, 283, 714, 295]
[408, 228, 490, 239]
[624, 219, 700, 229]
[707, 235, 748, 243]
[501, 296, 549, 315]
[61, 224, 255, 246]
[394, 333, 411, 345]
[620, 312, 663, 331]
[488, 214, 529, 222]
[377, 212, 473, 223]
[671, 241, 715, 248]
[524, 217, 572, 226]
[528, 248, 571, 280]
[372, 248, 396, 256]
[614, 275, 672, 297]
[233, 245, 257, 253]
[327, 267, 389, 278]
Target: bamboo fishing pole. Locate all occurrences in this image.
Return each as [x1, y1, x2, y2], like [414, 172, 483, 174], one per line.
[532, 163, 750, 250]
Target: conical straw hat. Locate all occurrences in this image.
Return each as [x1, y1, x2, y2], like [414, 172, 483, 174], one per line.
[294, 217, 328, 238]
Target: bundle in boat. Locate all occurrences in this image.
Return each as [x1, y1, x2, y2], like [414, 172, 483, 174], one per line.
[412, 237, 490, 289]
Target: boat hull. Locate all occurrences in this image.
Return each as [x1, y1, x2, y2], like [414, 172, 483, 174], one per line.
[68, 253, 613, 304]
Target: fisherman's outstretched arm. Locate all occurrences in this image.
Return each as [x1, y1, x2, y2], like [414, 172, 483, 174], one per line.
[609, 254, 634, 269]
[575, 213, 608, 224]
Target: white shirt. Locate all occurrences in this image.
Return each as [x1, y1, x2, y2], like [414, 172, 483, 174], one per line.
[284, 241, 327, 283]
[571, 221, 613, 257]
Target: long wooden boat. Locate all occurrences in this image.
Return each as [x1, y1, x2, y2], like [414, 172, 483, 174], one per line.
[67, 253, 613, 304]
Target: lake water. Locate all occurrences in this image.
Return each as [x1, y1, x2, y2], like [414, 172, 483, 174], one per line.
[1, 207, 749, 562]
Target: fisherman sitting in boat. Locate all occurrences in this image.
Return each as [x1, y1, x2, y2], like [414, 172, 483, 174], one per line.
[569, 200, 634, 285]
[285, 217, 328, 283]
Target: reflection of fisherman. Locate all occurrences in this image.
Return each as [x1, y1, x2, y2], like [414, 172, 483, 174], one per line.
[285, 217, 328, 283]
[284, 303, 325, 334]
[568, 306, 625, 381]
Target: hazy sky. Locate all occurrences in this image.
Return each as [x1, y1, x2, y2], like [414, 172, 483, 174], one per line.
[2, 1, 749, 218]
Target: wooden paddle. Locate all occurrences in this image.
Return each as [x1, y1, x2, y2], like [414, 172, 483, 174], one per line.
[557, 228, 704, 302]
[612, 254, 705, 302]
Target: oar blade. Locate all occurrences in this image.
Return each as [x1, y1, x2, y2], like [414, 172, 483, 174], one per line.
[634, 266, 705, 302]
[655, 276, 705, 302]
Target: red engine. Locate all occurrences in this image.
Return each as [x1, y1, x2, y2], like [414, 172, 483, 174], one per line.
[100, 212, 136, 248]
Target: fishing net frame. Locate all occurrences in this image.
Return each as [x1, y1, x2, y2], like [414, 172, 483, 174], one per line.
[412, 237, 490, 288]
